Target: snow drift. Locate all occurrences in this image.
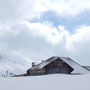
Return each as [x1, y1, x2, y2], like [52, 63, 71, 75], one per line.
[0, 74, 90, 90]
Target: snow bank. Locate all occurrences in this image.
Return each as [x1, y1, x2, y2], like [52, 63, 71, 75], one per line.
[0, 74, 90, 90]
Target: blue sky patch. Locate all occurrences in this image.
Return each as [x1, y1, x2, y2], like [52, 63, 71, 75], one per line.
[30, 11, 90, 32]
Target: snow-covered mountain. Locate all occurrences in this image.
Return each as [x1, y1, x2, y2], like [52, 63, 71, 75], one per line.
[0, 54, 33, 76]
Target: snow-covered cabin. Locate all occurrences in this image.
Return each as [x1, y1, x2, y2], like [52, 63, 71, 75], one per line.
[27, 56, 90, 76]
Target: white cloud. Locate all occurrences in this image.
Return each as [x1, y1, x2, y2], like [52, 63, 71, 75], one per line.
[14, 22, 90, 65]
[40, 0, 90, 17]
[0, 0, 90, 23]
[0, 21, 90, 64]
[66, 26, 90, 52]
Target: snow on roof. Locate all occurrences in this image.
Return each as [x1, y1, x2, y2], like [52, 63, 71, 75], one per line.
[28, 56, 90, 74]
[60, 57, 90, 74]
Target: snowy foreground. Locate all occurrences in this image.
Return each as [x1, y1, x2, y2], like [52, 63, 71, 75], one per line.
[0, 74, 90, 90]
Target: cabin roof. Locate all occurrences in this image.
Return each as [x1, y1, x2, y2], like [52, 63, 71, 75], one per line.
[27, 56, 90, 74]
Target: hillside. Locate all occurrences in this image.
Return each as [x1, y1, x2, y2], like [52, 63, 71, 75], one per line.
[0, 74, 90, 90]
[0, 54, 33, 76]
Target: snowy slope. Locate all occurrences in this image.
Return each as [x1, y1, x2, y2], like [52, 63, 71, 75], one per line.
[0, 74, 90, 90]
[0, 54, 33, 76]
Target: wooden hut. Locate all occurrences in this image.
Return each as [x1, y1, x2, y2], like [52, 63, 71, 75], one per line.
[27, 57, 74, 76]
[15, 56, 90, 77]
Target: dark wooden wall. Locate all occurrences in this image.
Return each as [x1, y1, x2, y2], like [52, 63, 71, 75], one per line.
[44, 59, 73, 74]
[45, 62, 71, 74]
[27, 68, 46, 76]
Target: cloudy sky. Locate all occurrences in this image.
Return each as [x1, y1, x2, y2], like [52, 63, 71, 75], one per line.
[0, 0, 90, 67]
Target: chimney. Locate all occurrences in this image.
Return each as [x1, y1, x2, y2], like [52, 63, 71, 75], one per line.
[42, 60, 44, 63]
[32, 62, 36, 67]
[32, 61, 41, 67]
